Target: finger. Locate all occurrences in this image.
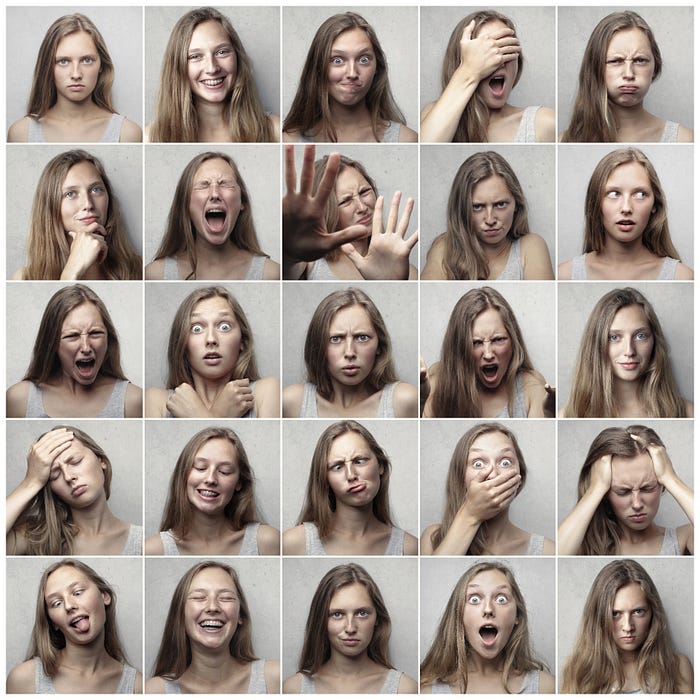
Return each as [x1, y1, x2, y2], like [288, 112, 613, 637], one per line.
[489, 27, 516, 41]
[462, 20, 475, 42]
[340, 242, 364, 267]
[233, 377, 250, 387]
[284, 144, 298, 194]
[404, 230, 419, 251]
[386, 192, 401, 233]
[312, 150, 341, 204]
[298, 144, 318, 198]
[372, 195, 385, 235]
[320, 225, 370, 254]
[395, 197, 414, 237]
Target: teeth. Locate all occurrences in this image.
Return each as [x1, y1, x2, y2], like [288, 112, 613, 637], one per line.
[202, 79, 224, 87]
[198, 489, 218, 498]
[200, 620, 224, 628]
[70, 616, 88, 627]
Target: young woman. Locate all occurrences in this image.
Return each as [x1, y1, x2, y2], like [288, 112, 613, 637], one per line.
[559, 148, 693, 280]
[421, 11, 555, 143]
[562, 287, 692, 418]
[146, 561, 279, 693]
[283, 288, 418, 418]
[145, 286, 279, 418]
[284, 563, 417, 693]
[6, 559, 142, 693]
[561, 11, 693, 143]
[561, 559, 693, 693]
[283, 12, 417, 143]
[7, 13, 141, 142]
[421, 423, 554, 556]
[558, 426, 693, 556]
[146, 7, 278, 142]
[145, 427, 279, 556]
[284, 421, 418, 555]
[421, 561, 554, 693]
[422, 287, 554, 418]
[13, 149, 141, 280]
[145, 152, 279, 280]
[7, 426, 142, 555]
[6, 284, 142, 418]
[422, 151, 553, 280]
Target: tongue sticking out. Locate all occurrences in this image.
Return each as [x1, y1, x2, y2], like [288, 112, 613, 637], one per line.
[205, 210, 227, 234]
[72, 617, 90, 633]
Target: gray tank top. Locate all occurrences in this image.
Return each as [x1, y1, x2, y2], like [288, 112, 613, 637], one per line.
[159, 522, 260, 556]
[161, 254, 267, 280]
[303, 522, 405, 555]
[660, 121, 680, 143]
[494, 373, 527, 418]
[27, 114, 125, 143]
[513, 106, 540, 143]
[659, 527, 682, 555]
[570, 253, 678, 280]
[431, 669, 540, 694]
[121, 524, 143, 555]
[33, 658, 137, 694]
[299, 121, 401, 144]
[165, 381, 256, 418]
[162, 658, 268, 694]
[307, 256, 338, 281]
[299, 382, 397, 418]
[300, 668, 402, 694]
[526, 534, 544, 555]
[496, 238, 523, 280]
[25, 380, 130, 418]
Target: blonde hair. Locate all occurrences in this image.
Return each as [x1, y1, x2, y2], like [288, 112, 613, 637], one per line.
[298, 564, 393, 675]
[562, 12, 662, 142]
[296, 420, 394, 538]
[434, 151, 530, 279]
[23, 149, 141, 280]
[27, 559, 126, 677]
[583, 148, 679, 259]
[166, 286, 260, 390]
[159, 427, 259, 540]
[431, 287, 534, 417]
[150, 7, 275, 142]
[431, 423, 527, 554]
[421, 561, 546, 693]
[563, 287, 687, 417]
[283, 12, 406, 142]
[153, 151, 266, 280]
[441, 12, 523, 142]
[561, 559, 679, 693]
[28, 13, 115, 117]
[152, 561, 257, 679]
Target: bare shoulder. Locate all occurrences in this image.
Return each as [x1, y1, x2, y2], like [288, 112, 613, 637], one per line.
[7, 116, 30, 143]
[422, 363, 442, 417]
[521, 370, 548, 417]
[6, 658, 36, 693]
[119, 118, 142, 143]
[678, 125, 694, 143]
[283, 672, 304, 694]
[685, 400, 694, 418]
[263, 258, 280, 280]
[398, 124, 418, 143]
[267, 113, 281, 141]
[12, 267, 28, 281]
[144, 258, 165, 280]
[543, 536, 556, 555]
[521, 368, 547, 389]
[677, 522, 693, 554]
[134, 671, 143, 694]
[263, 659, 281, 694]
[420, 100, 437, 122]
[143, 123, 154, 143]
[676, 653, 694, 692]
[254, 376, 280, 418]
[534, 106, 556, 143]
[256, 523, 280, 555]
[282, 129, 301, 143]
[403, 531, 419, 555]
[392, 382, 418, 418]
[282, 383, 305, 418]
[282, 524, 306, 555]
[125, 383, 143, 418]
[144, 675, 166, 694]
[420, 680, 434, 694]
[520, 233, 554, 280]
[421, 234, 447, 279]
[398, 673, 418, 694]
[6, 380, 31, 418]
[558, 258, 573, 280]
[675, 262, 694, 280]
[538, 671, 556, 694]
[144, 533, 165, 556]
[420, 524, 440, 554]
[145, 387, 169, 418]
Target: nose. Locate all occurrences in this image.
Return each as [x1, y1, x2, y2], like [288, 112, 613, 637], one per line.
[623, 336, 637, 357]
[203, 467, 218, 485]
[61, 465, 77, 483]
[205, 325, 218, 346]
[481, 341, 495, 360]
[70, 61, 82, 79]
[345, 615, 358, 633]
[482, 597, 494, 617]
[64, 598, 77, 613]
[623, 59, 635, 79]
[79, 333, 91, 353]
[631, 490, 643, 510]
[204, 53, 220, 74]
[343, 338, 356, 359]
[345, 60, 359, 79]
[483, 206, 497, 225]
[621, 613, 635, 632]
[205, 596, 221, 613]
[620, 194, 633, 214]
[344, 461, 358, 481]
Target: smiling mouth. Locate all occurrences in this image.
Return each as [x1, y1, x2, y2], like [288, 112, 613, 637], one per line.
[201, 78, 225, 88]
[197, 489, 220, 499]
[199, 619, 225, 631]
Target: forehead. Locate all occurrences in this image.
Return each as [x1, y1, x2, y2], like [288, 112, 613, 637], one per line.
[331, 27, 372, 52]
[189, 19, 231, 48]
[467, 568, 511, 590]
[611, 452, 655, 482]
[608, 27, 652, 53]
[191, 295, 236, 317]
[613, 581, 648, 607]
[606, 161, 651, 187]
[330, 430, 371, 455]
[193, 158, 236, 182]
[329, 581, 373, 608]
[469, 430, 515, 454]
[63, 160, 102, 185]
[330, 303, 374, 328]
[472, 307, 507, 334]
[610, 303, 649, 328]
[194, 436, 238, 462]
[61, 301, 104, 329]
[472, 175, 512, 200]
[475, 19, 511, 38]
[335, 167, 371, 192]
[56, 30, 98, 55]
[45, 565, 90, 593]
[189, 566, 236, 590]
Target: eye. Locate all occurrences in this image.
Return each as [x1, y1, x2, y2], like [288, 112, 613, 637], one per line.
[468, 595, 480, 604]
[330, 611, 343, 619]
[605, 190, 621, 199]
[49, 468, 61, 481]
[641, 485, 657, 493]
[472, 459, 486, 469]
[632, 190, 650, 200]
[495, 201, 509, 209]
[90, 185, 105, 195]
[50, 599, 63, 608]
[358, 55, 372, 65]
[608, 333, 621, 342]
[633, 608, 647, 616]
[607, 57, 624, 65]
[216, 47, 232, 57]
[63, 190, 77, 199]
[83, 56, 95, 65]
[359, 187, 374, 198]
[191, 323, 204, 334]
[356, 334, 370, 342]
[354, 457, 369, 466]
[328, 463, 344, 472]
[88, 330, 105, 338]
[62, 332, 80, 341]
[493, 336, 508, 345]
[499, 458, 513, 468]
[496, 594, 508, 604]
[472, 339, 483, 348]
[635, 331, 650, 341]
[329, 335, 342, 344]
[188, 52, 203, 62]
[56, 58, 69, 66]
[356, 609, 370, 617]
[614, 489, 631, 497]
[612, 610, 621, 618]
[472, 203, 484, 211]
[330, 56, 344, 66]
[218, 468, 234, 477]
[218, 322, 232, 332]
[338, 197, 352, 207]
[193, 464, 207, 472]
[634, 57, 650, 65]
[189, 594, 206, 601]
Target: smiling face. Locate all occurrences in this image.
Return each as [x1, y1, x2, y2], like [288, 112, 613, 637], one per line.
[334, 167, 377, 233]
[186, 437, 241, 514]
[188, 158, 244, 248]
[471, 307, 513, 390]
[49, 439, 106, 508]
[53, 30, 101, 105]
[187, 20, 237, 104]
[601, 162, 655, 245]
[608, 452, 661, 532]
[611, 582, 652, 655]
[464, 430, 520, 497]
[607, 304, 655, 383]
[60, 161, 109, 234]
[605, 28, 655, 109]
[326, 304, 379, 388]
[326, 431, 383, 510]
[327, 582, 377, 659]
[57, 302, 108, 385]
[45, 565, 110, 646]
[470, 175, 516, 247]
[463, 568, 518, 661]
[475, 20, 519, 109]
[327, 28, 377, 108]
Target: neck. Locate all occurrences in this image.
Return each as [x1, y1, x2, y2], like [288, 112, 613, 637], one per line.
[609, 100, 650, 129]
[482, 508, 514, 539]
[193, 236, 240, 265]
[69, 497, 117, 535]
[326, 649, 374, 676]
[58, 636, 110, 674]
[613, 377, 642, 411]
[188, 509, 233, 541]
[482, 237, 512, 261]
[487, 102, 516, 122]
[191, 374, 232, 407]
[332, 500, 378, 533]
[467, 652, 505, 676]
[328, 101, 373, 128]
[49, 95, 102, 120]
[195, 100, 227, 129]
[329, 379, 374, 407]
[186, 647, 241, 684]
[598, 236, 650, 262]
[55, 373, 107, 396]
[618, 520, 661, 544]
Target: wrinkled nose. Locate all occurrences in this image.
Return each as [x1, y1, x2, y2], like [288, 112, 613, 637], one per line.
[631, 490, 643, 510]
[345, 462, 358, 481]
[482, 341, 495, 360]
[623, 60, 635, 79]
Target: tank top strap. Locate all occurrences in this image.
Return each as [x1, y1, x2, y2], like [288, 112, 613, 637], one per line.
[116, 664, 137, 693]
[300, 674, 316, 693]
[380, 668, 403, 693]
[300, 383, 318, 418]
[100, 379, 128, 418]
[378, 382, 397, 418]
[384, 527, 405, 555]
[247, 659, 268, 694]
[160, 530, 180, 555]
[496, 238, 523, 280]
[526, 534, 544, 556]
[660, 121, 680, 143]
[240, 522, 261, 555]
[245, 255, 267, 280]
[657, 256, 678, 280]
[27, 117, 45, 143]
[163, 678, 181, 693]
[518, 670, 540, 694]
[571, 254, 588, 280]
[25, 382, 49, 418]
[303, 522, 326, 555]
[382, 120, 401, 143]
[100, 114, 125, 143]
[513, 106, 540, 143]
[307, 256, 338, 281]
[510, 373, 528, 418]
[121, 524, 143, 555]
[162, 256, 179, 280]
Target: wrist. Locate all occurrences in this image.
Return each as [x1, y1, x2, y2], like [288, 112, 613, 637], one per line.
[20, 476, 45, 496]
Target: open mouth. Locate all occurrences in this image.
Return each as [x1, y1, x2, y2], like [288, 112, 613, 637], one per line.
[481, 364, 499, 381]
[75, 359, 96, 377]
[199, 619, 224, 630]
[488, 75, 506, 97]
[203, 352, 222, 365]
[479, 624, 498, 645]
[197, 489, 220, 499]
[70, 615, 90, 632]
[205, 209, 227, 233]
[201, 78, 225, 88]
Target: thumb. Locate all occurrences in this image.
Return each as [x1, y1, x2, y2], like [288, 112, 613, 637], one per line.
[340, 241, 364, 265]
[462, 19, 476, 41]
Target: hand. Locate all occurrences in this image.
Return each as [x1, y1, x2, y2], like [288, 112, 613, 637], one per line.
[61, 224, 109, 280]
[458, 19, 521, 83]
[209, 379, 254, 418]
[282, 145, 369, 264]
[632, 436, 674, 486]
[166, 383, 210, 418]
[544, 383, 556, 418]
[340, 192, 418, 280]
[462, 467, 521, 523]
[590, 454, 613, 493]
[25, 428, 74, 489]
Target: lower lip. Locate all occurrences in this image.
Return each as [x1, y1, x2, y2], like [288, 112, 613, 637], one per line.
[619, 87, 638, 93]
[68, 85, 85, 91]
[72, 486, 87, 497]
[483, 229, 501, 236]
[204, 356, 222, 365]
[629, 514, 647, 522]
[197, 491, 220, 502]
[616, 223, 635, 232]
[348, 484, 367, 494]
[358, 216, 372, 226]
[80, 217, 98, 224]
[342, 639, 360, 647]
[619, 363, 639, 370]
[342, 367, 360, 376]
[479, 633, 498, 648]
[620, 636, 636, 643]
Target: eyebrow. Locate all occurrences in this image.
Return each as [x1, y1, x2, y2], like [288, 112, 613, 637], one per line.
[609, 325, 651, 333]
[190, 311, 234, 320]
[45, 580, 86, 601]
[188, 587, 237, 595]
[331, 45, 374, 55]
[189, 42, 233, 52]
[468, 447, 515, 456]
[467, 583, 512, 592]
[62, 180, 104, 190]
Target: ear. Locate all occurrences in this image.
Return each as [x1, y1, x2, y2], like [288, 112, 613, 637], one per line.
[102, 591, 112, 606]
[235, 482, 242, 492]
[100, 460, 107, 472]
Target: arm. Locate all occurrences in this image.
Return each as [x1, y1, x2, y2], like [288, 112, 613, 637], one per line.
[421, 235, 447, 279]
[263, 660, 281, 694]
[119, 118, 143, 143]
[538, 672, 556, 694]
[398, 674, 418, 693]
[392, 382, 419, 418]
[6, 381, 30, 418]
[557, 455, 611, 555]
[522, 371, 555, 418]
[677, 125, 694, 143]
[144, 534, 165, 555]
[256, 523, 280, 555]
[421, 362, 439, 417]
[263, 258, 280, 280]
[144, 676, 166, 694]
[283, 673, 303, 694]
[267, 114, 281, 141]
[557, 259, 573, 280]
[282, 384, 304, 418]
[674, 262, 694, 280]
[675, 653, 694, 693]
[253, 376, 280, 418]
[144, 258, 165, 280]
[403, 531, 419, 555]
[7, 117, 30, 143]
[282, 525, 306, 555]
[134, 672, 143, 694]
[208, 380, 255, 418]
[534, 107, 556, 143]
[521, 233, 554, 280]
[124, 383, 143, 418]
[144, 387, 169, 418]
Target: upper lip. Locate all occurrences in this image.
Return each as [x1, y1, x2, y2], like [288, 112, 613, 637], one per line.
[204, 352, 222, 358]
[198, 618, 225, 627]
[197, 488, 220, 497]
[342, 364, 360, 369]
[616, 219, 635, 225]
[71, 484, 87, 495]
[357, 214, 372, 225]
[69, 614, 88, 627]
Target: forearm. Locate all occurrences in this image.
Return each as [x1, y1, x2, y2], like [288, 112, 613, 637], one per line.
[282, 259, 307, 280]
[6, 479, 42, 535]
[430, 509, 482, 555]
[420, 71, 479, 143]
[557, 487, 607, 554]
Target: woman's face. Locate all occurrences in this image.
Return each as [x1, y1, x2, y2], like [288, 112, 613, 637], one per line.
[606, 304, 654, 384]
[186, 437, 241, 514]
[327, 28, 377, 108]
[470, 307, 513, 390]
[325, 304, 379, 388]
[605, 28, 655, 109]
[60, 161, 109, 235]
[186, 296, 243, 382]
[470, 175, 516, 247]
[334, 167, 377, 235]
[187, 20, 237, 104]
[611, 582, 652, 654]
[462, 568, 518, 661]
[464, 431, 520, 499]
[608, 452, 661, 531]
[53, 30, 101, 105]
[188, 158, 244, 248]
[57, 302, 108, 385]
[327, 582, 377, 659]
[600, 162, 655, 245]
[45, 565, 110, 646]
[475, 20, 519, 109]
[184, 567, 241, 650]
[326, 431, 383, 509]
[49, 438, 107, 508]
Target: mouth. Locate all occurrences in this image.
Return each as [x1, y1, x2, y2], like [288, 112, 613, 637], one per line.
[487, 73, 507, 98]
[69, 615, 90, 633]
[619, 635, 637, 643]
[628, 513, 647, 522]
[71, 485, 87, 497]
[480, 364, 500, 383]
[203, 352, 223, 366]
[347, 483, 367, 494]
[75, 358, 97, 378]
[68, 84, 85, 90]
[341, 365, 361, 376]
[479, 624, 499, 647]
[482, 228, 502, 237]
[196, 488, 220, 500]
[199, 619, 225, 632]
[357, 214, 373, 226]
[200, 77, 225, 88]
[619, 85, 638, 93]
[615, 219, 636, 231]
[618, 362, 639, 370]
[204, 208, 227, 234]
[341, 638, 360, 646]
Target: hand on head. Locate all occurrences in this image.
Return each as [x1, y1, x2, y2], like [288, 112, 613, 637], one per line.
[459, 19, 521, 83]
[26, 428, 74, 488]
